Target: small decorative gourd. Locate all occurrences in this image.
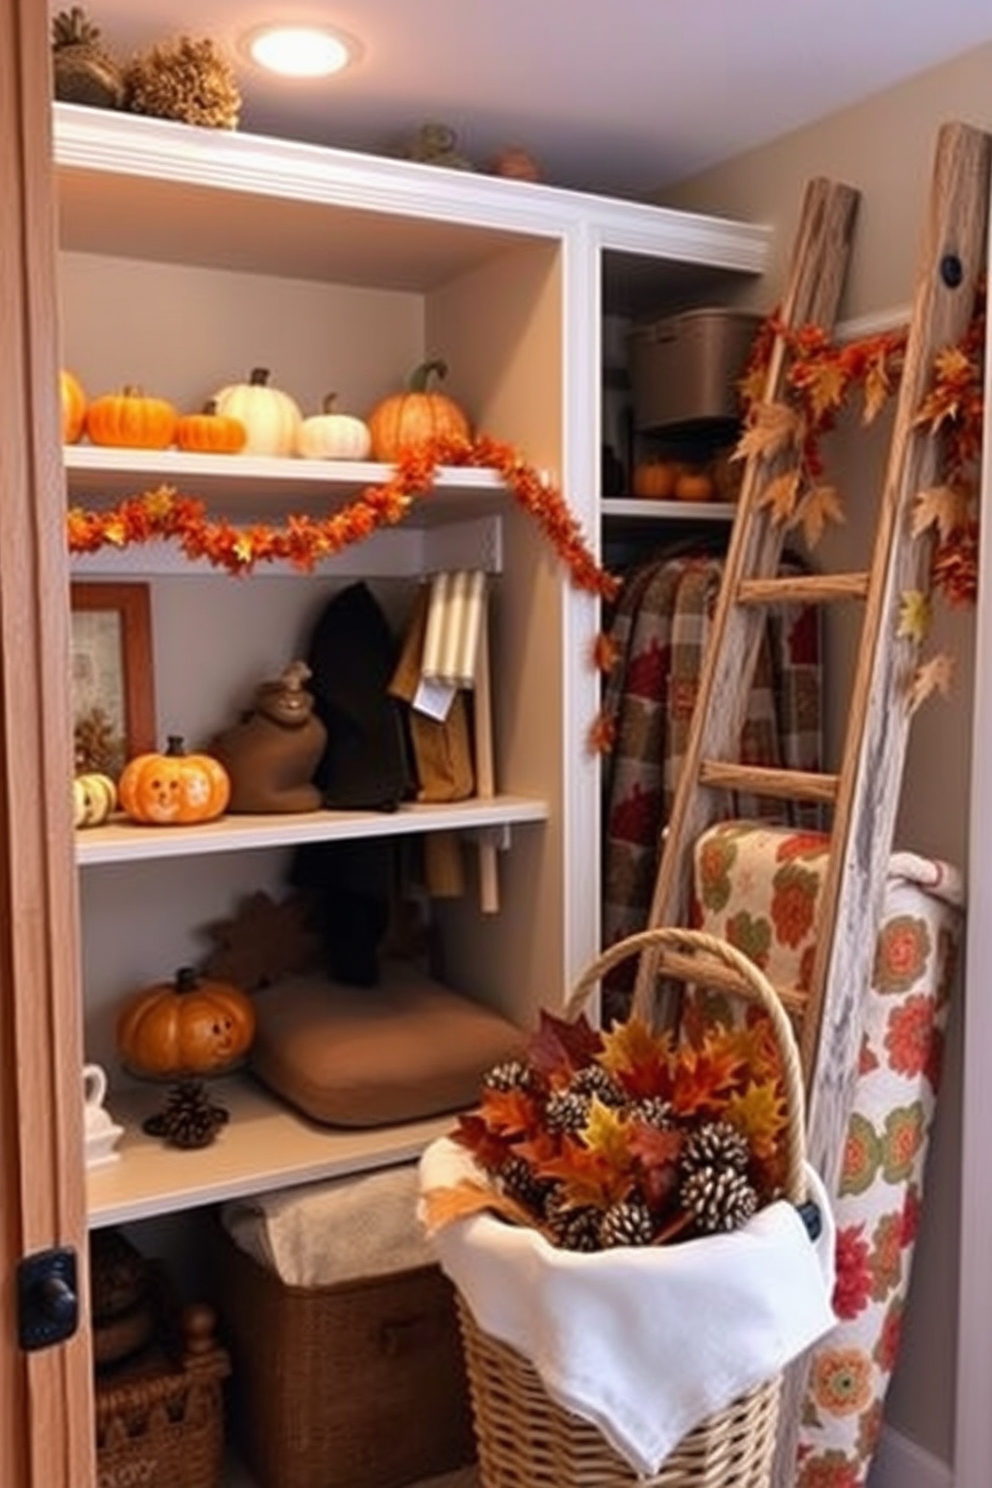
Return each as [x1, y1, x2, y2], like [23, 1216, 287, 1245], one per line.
[366, 359, 471, 462]
[60, 369, 88, 444]
[118, 736, 230, 826]
[211, 661, 327, 813]
[631, 458, 681, 500]
[211, 368, 302, 457]
[51, 6, 125, 109]
[176, 399, 247, 454]
[73, 771, 117, 828]
[296, 395, 372, 462]
[85, 386, 179, 450]
[116, 966, 256, 1079]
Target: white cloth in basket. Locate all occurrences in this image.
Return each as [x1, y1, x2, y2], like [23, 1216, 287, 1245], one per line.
[419, 1136, 836, 1476]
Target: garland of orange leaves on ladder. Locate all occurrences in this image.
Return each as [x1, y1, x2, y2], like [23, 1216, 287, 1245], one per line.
[731, 284, 985, 716]
[66, 295, 984, 737]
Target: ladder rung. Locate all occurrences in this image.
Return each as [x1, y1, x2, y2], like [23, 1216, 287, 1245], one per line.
[699, 759, 841, 804]
[653, 950, 808, 1019]
[737, 572, 871, 605]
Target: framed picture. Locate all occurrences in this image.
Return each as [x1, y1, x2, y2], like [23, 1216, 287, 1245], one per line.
[70, 582, 156, 778]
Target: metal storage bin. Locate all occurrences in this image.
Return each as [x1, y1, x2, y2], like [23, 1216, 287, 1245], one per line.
[628, 307, 762, 434]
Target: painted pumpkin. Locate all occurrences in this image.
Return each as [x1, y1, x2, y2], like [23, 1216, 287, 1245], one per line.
[296, 394, 372, 461]
[366, 359, 471, 462]
[60, 369, 88, 444]
[176, 399, 248, 454]
[116, 965, 256, 1078]
[118, 736, 231, 826]
[212, 367, 302, 457]
[72, 771, 117, 828]
[85, 386, 179, 450]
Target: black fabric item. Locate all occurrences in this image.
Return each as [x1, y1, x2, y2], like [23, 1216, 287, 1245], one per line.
[305, 581, 414, 811]
[290, 839, 394, 987]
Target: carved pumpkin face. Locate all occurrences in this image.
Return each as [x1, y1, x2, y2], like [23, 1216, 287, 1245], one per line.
[118, 737, 230, 825]
[116, 966, 256, 1078]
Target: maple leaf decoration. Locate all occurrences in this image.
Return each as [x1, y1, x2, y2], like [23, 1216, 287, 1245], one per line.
[897, 590, 932, 645]
[598, 1015, 673, 1099]
[908, 654, 955, 715]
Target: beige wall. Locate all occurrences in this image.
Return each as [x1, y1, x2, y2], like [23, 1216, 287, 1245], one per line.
[658, 43, 992, 1470]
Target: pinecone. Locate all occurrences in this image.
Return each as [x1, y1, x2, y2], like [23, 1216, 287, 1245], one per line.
[545, 1195, 603, 1253]
[681, 1120, 751, 1175]
[498, 1154, 550, 1216]
[125, 37, 241, 130]
[143, 1079, 228, 1150]
[483, 1058, 535, 1093]
[52, 7, 125, 108]
[680, 1164, 758, 1234]
[598, 1197, 655, 1248]
[544, 1087, 592, 1134]
[570, 1064, 625, 1106]
[629, 1096, 674, 1129]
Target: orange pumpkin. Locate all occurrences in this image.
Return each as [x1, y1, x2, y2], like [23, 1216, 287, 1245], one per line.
[366, 358, 471, 462]
[631, 458, 681, 499]
[85, 386, 179, 450]
[674, 467, 716, 503]
[118, 736, 231, 825]
[116, 965, 256, 1078]
[60, 369, 88, 444]
[176, 399, 248, 454]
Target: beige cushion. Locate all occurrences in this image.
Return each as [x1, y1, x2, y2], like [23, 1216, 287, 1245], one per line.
[250, 962, 525, 1127]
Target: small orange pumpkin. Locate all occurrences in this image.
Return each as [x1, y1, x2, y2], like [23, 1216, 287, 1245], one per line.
[366, 358, 471, 462]
[176, 399, 248, 454]
[60, 369, 88, 444]
[118, 736, 231, 826]
[116, 965, 256, 1078]
[85, 386, 179, 450]
[631, 458, 682, 500]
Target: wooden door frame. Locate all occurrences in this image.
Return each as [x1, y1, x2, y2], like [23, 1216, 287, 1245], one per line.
[0, 2, 95, 1484]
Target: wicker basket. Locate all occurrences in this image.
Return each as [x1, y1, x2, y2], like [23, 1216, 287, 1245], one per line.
[94, 1297, 229, 1488]
[206, 1217, 476, 1488]
[456, 925, 810, 1488]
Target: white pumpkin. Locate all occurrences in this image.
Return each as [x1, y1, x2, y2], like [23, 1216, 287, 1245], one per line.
[212, 368, 302, 457]
[73, 772, 117, 828]
[296, 394, 372, 461]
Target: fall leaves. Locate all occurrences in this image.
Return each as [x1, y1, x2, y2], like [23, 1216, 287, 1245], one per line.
[737, 291, 985, 713]
[423, 1005, 790, 1249]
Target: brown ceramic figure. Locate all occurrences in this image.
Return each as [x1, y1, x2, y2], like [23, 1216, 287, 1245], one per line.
[212, 660, 327, 813]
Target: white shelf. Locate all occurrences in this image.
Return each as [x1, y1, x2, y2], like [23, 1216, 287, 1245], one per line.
[601, 497, 737, 522]
[76, 795, 548, 866]
[63, 445, 507, 519]
[87, 1073, 456, 1228]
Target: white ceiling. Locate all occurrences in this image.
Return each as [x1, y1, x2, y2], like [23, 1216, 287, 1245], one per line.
[59, 0, 992, 197]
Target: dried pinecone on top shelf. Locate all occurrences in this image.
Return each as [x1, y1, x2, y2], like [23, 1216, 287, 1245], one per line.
[452, 1003, 790, 1253]
[51, 7, 125, 109]
[124, 36, 241, 130]
[143, 1078, 229, 1150]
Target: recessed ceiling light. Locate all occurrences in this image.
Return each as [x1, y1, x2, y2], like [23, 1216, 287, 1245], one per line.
[244, 24, 359, 79]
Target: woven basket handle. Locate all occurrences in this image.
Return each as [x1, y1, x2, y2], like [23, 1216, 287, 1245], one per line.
[565, 927, 808, 1208]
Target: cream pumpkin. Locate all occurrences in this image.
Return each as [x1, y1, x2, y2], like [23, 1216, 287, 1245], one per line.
[212, 367, 302, 457]
[296, 394, 372, 461]
[72, 771, 117, 828]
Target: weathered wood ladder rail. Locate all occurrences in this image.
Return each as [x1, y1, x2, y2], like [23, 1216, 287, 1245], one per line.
[627, 120, 990, 1484]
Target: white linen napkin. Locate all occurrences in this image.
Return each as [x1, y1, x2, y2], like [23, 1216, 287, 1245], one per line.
[419, 1136, 836, 1476]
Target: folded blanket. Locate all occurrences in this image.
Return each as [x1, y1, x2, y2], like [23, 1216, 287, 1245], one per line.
[419, 1136, 836, 1476]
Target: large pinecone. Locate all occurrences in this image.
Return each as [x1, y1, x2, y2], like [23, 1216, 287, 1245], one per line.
[52, 7, 125, 108]
[570, 1064, 625, 1106]
[681, 1120, 750, 1175]
[125, 37, 241, 130]
[629, 1095, 674, 1129]
[598, 1197, 655, 1248]
[681, 1164, 758, 1234]
[143, 1079, 228, 1150]
[544, 1192, 603, 1252]
[544, 1087, 592, 1135]
[483, 1058, 535, 1093]
[498, 1154, 550, 1215]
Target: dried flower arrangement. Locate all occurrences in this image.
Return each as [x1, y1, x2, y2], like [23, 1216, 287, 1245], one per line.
[438, 1003, 790, 1252]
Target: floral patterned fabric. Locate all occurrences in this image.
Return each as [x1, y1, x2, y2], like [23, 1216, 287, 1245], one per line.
[690, 822, 963, 1488]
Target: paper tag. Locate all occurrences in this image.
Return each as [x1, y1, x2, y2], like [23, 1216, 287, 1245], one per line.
[413, 674, 458, 722]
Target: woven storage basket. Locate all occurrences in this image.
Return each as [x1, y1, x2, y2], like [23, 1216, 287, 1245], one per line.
[94, 1296, 229, 1488]
[455, 925, 809, 1488]
[207, 1217, 476, 1488]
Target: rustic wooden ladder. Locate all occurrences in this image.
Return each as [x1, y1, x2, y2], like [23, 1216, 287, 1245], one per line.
[633, 120, 990, 1212]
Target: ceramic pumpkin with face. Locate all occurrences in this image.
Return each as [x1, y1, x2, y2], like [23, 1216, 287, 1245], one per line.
[116, 965, 256, 1078]
[118, 736, 231, 825]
